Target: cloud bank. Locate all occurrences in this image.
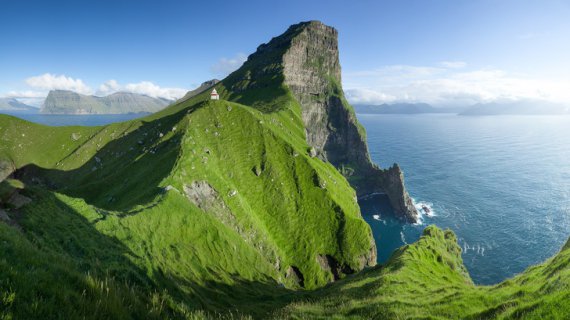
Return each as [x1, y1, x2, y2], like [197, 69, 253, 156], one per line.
[4, 73, 187, 102]
[97, 80, 186, 100]
[25, 73, 92, 94]
[344, 62, 570, 107]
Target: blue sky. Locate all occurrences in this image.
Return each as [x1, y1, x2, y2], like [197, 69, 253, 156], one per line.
[1, 0, 569, 107]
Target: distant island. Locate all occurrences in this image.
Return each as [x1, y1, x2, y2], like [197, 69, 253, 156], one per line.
[354, 103, 464, 114]
[354, 101, 570, 116]
[41, 90, 173, 114]
[460, 100, 570, 116]
[0, 98, 37, 113]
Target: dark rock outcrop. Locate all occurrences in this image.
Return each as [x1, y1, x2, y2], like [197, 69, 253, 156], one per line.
[317, 254, 356, 281]
[359, 236, 378, 269]
[378, 164, 417, 223]
[285, 266, 305, 287]
[0, 160, 15, 183]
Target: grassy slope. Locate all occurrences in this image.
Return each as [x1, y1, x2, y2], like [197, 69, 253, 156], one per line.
[277, 226, 570, 319]
[0, 89, 374, 318]
[2, 97, 569, 319]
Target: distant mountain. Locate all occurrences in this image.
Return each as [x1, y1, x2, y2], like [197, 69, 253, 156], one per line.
[178, 79, 219, 103]
[41, 90, 172, 114]
[354, 103, 463, 114]
[0, 98, 37, 113]
[460, 100, 570, 116]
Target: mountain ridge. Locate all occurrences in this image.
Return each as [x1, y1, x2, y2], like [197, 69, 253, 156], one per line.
[460, 100, 570, 116]
[354, 102, 466, 114]
[0, 98, 37, 113]
[41, 90, 173, 114]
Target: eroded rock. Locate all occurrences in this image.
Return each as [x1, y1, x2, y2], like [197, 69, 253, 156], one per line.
[286, 266, 305, 287]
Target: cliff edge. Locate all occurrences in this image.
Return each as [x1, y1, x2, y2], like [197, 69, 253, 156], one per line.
[224, 21, 418, 222]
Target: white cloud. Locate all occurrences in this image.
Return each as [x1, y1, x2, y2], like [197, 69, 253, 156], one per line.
[97, 79, 188, 100]
[2, 91, 45, 107]
[211, 53, 247, 76]
[344, 89, 397, 105]
[97, 79, 121, 95]
[1, 74, 188, 102]
[439, 61, 467, 69]
[25, 73, 93, 95]
[346, 65, 444, 79]
[5, 90, 47, 98]
[123, 81, 186, 100]
[344, 64, 570, 107]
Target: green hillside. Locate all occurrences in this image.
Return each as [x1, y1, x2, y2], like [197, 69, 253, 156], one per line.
[1, 21, 569, 319]
[277, 226, 570, 319]
[0, 90, 375, 318]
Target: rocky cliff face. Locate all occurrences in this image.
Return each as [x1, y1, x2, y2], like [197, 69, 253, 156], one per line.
[42, 90, 172, 114]
[280, 21, 418, 222]
[222, 21, 417, 222]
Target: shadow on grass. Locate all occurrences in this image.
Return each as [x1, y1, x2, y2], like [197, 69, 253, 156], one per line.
[6, 187, 299, 319]
[13, 106, 203, 212]
[157, 272, 298, 319]
[1, 187, 171, 318]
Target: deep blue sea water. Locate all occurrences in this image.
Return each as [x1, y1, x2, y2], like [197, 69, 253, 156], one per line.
[0, 112, 148, 126]
[358, 113, 570, 285]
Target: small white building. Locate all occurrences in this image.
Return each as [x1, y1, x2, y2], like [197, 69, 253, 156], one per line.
[210, 88, 220, 100]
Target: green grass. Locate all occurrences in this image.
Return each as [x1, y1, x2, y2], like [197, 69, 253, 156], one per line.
[274, 226, 570, 319]
[1, 20, 569, 319]
[2, 97, 569, 319]
[0, 94, 376, 318]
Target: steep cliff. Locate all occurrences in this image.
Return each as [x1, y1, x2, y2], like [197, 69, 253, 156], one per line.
[223, 21, 418, 222]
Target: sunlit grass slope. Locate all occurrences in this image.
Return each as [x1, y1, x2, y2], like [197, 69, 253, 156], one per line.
[276, 226, 570, 319]
[0, 93, 374, 318]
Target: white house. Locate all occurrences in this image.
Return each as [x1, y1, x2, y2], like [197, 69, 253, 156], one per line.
[210, 88, 219, 100]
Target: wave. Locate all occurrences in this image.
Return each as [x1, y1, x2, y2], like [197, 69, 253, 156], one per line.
[414, 200, 436, 217]
[460, 239, 486, 256]
[360, 192, 387, 200]
[372, 214, 387, 225]
[400, 231, 408, 244]
[411, 199, 437, 226]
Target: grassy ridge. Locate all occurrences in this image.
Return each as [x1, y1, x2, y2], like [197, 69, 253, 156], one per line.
[0, 94, 375, 318]
[277, 226, 570, 319]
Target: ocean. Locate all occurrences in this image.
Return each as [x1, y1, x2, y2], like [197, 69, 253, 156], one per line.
[358, 113, 570, 284]
[0, 112, 148, 127]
